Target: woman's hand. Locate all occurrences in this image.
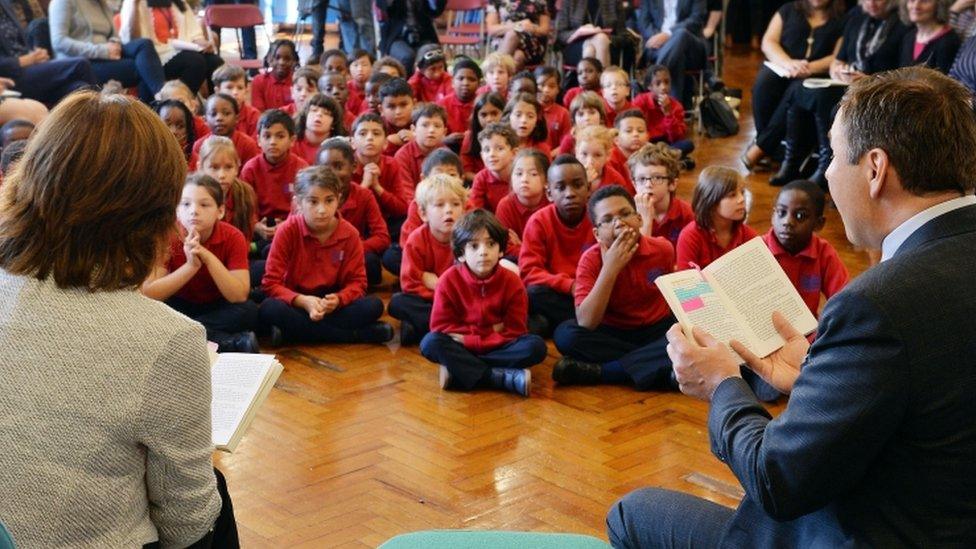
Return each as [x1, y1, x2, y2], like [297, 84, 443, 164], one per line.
[0, 77, 14, 92]
[106, 42, 123, 60]
[18, 48, 49, 67]
[785, 59, 811, 78]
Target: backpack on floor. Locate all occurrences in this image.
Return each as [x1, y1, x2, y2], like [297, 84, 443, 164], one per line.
[699, 91, 739, 138]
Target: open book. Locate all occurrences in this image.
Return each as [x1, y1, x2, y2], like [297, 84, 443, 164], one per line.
[802, 77, 849, 89]
[211, 353, 283, 453]
[655, 237, 818, 360]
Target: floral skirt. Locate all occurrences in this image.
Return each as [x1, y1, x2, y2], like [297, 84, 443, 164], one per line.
[490, 30, 547, 65]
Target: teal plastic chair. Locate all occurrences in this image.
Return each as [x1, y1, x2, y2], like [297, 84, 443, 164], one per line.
[378, 530, 611, 548]
[0, 521, 15, 549]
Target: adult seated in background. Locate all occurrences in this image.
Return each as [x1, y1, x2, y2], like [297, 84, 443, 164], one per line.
[769, 0, 908, 188]
[636, 0, 708, 106]
[949, 12, 976, 91]
[0, 78, 46, 124]
[554, 0, 635, 69]
[742, 0, 844, 170]
[3, 0, 52, 53]
[899, 0, 960, 71]
[376, 0, 448, 73]
[49, 0, 167, 102]
[607, 66, 976, 548]
[949, 0, 976, 38]
[0, 0, 97, 105]
[0, 91, 239, 548]
[485, 0, 551, 69]
[119, 0, 224, 95]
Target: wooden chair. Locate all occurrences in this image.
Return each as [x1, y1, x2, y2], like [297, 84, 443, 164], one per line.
[204, 4, 267, 70]
[438, 0, 486, 58]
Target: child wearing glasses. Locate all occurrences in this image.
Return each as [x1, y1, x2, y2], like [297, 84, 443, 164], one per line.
[551, 185, 677, 390]
[630, 143, 694, 249]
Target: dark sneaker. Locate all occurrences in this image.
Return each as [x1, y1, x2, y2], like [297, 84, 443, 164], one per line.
[527, 314, 550, 337]
[400, 321, 417, 346]
[269, 325, 284, 348]
[359, 321, 394, 343]
[234, 331, 260, 353]
[552, 357, 601, 385]
[489, 367, 531, 397]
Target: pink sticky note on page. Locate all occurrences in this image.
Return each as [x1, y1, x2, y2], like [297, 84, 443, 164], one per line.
[681, 297, 705, 312]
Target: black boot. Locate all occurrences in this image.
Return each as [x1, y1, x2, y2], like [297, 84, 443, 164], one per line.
[809, 117, 832, 192]
[552, 357, 602, 385]
[769, 107, 807, 187]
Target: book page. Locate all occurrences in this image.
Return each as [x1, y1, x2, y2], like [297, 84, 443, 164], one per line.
[211, 353, 278, 449]
[763, 60, 790, 78]
[704, 238, 818, 357]
[655, 269, 757, 358]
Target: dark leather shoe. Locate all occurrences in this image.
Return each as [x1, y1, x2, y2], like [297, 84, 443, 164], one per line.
[552, 357, 601, 385]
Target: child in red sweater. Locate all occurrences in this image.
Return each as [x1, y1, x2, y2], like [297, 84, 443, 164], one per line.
[317, 71, 355, 131]
[443, 57, 481, 149]
[575, 125, 635, 195]
[476, 52, 515, 101]
[504, 92, 550, 155]
[389, 174, 467, 345]
[192, 94, 260, 169]
[394, 103, 448, 197]
[346, 49, 372, 117]
[460, 93, 505, 184]
[633, 65, 695, 159]
[197, 136, 258, 243]
[293, 94, 346, 165]
[318, 138, 391, 287]
[250, 39, 297, 112]
[420, 209, 547, 396]
[630, 143, 694, 249]
[259, 166, 393, 345]
[282, 66, 321, 117]
[600, 66, 636, 127]
[676, 166, 757, 270]
[562, 57, 603, 109]
[241, 110, 309, 249]
[496, 149, 550, 254]
[559, 91, 607, 155]
[407, 44, 452, 103]
[350, 113, 409, 235]
[552, 185, 678, 390]
[519, 155, 595, 336]
[764, 180, 849, 317]
[610, 109, 650, 185]
[469, 123, 518, 212]
[364, 72, 393, 115]
[379, 78, 415, 156]
[212, 65, 261, 138]
[142, 175, 258, 352]
[536, 66, 572, 151]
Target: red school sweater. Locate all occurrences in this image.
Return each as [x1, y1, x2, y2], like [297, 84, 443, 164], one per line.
[261, 215, 367, 306]
[241, 153, 309, 220]
[352, 155, 410, 219]
[340, 182, 392, 255]
[400, 223, 456, 301]
[518, 203, 596, 294]
[430, 262, 530, 354]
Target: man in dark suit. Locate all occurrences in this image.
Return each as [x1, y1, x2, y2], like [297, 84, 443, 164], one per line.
[636, 0, 707, 105]
[376, 0, 447, 74]
[606, 66, 976, 547]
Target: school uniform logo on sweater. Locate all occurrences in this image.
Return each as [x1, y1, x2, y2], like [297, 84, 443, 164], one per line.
[800, 274, 821, 292]
[331, 250, 345, 264]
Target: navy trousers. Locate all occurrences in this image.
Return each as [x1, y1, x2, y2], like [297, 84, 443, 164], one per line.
[90, 38, 166, 103]
[553, 318, 674, 390]
[365, 251, 383, 287]
[11, 57, 96, 106]
[381, 244, 402, 277]
[643, 29, 707, 106]
[419, 332, 548, 390]
[164, 50, 224, 93]
[166, 297, 259, 349]
[388, 292, 432, 338]
[606, 487, 732, 548]
[527, 285, 575, 331]
[258, 294, 384, 343]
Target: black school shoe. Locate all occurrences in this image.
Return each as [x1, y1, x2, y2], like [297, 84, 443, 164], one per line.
[357, 321, 394, 343]
[218, 331, 260, 353]
[552, 357, 602, 385]
[399, 321, 417, 346]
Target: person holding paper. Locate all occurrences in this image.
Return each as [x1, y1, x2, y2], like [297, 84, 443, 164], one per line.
[0, 92, 238, 547]
[635, 0, 708, 107]
[118, 0, 224, 95]
[554, 0, 632, 69]
[607, 67, 976, 548]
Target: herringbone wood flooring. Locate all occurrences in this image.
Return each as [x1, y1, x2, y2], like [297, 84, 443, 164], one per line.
[214, 43, 872, 548]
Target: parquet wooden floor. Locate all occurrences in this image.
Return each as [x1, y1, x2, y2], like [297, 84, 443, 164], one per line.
[213, 43, 873, 547]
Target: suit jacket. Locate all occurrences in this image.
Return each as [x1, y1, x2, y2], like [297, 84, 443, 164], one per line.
[637, 0, 706, 42]
[553, 0, 626, 47]
[709, 203, 976, 547]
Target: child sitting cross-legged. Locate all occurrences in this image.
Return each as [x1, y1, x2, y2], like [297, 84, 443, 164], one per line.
[142, 174, 259, 353]
[388, 174, 467, 345]
[258, 166, 393, 345]
[610, 109, 650, 185]
[468, 122, 518, 212]
[495, 148, 550, 253]
[633, 64, 695, 163]
[420, 209, 547, 397]
[394, 103, 448, 198]
[551, 185, 678, 389]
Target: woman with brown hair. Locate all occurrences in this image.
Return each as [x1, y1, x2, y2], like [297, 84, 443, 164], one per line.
[0, 91, 238, 547]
